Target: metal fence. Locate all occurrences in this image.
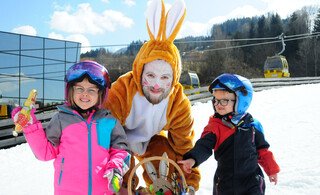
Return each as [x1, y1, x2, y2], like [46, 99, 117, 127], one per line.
[1, 76, 320, 149]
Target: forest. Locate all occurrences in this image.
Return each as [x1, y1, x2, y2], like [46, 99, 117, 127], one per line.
[81, 6, 320, 85]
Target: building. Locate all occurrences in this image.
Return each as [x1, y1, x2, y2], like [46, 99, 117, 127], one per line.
[0, 31, 81, 109]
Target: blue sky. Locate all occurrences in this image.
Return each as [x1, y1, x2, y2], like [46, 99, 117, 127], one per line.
[1, 0, 319, 53]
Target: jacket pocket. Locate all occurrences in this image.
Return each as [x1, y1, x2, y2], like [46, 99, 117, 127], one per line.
[58, 158, 65, 185]
[96, 118, 116, 149]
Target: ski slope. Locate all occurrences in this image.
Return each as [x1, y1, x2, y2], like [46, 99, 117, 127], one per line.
[1, 84, 320, 194]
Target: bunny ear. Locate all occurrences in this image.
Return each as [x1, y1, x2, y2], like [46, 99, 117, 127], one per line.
[146, 0, 166, 40]
[164, 0, 186, 42]
[159, 152, 169, 180]
[145, 161, 158, 182]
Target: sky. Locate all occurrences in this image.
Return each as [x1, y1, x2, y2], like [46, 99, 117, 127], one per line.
[0, 0, 319, 53]
[1, 83, 320, 194]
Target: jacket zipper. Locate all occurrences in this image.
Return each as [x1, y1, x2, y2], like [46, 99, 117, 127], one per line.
[215, 177, 220, 195]
[88, 122, 93, 195]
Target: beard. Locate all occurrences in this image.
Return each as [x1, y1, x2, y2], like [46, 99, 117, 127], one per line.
[142, 86, 171, 104]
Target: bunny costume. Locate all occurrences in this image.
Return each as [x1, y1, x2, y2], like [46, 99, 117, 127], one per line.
[104, 0, 200, 190]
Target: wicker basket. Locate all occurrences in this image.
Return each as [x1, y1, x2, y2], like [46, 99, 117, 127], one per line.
[127, 156, 189, 195]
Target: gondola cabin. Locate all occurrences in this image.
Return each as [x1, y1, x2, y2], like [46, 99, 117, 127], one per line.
[179, 71, 200, 92]
[264, 55, 290, 78]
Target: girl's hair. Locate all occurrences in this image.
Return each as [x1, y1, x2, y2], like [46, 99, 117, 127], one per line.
[66, 75, 106, 109]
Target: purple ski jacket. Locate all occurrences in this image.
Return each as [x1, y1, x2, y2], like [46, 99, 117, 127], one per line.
[23, 105, 130, 195]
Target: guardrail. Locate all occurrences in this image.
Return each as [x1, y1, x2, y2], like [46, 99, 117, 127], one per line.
[1, 76, 320, 149]
[185, 76, 320, 105]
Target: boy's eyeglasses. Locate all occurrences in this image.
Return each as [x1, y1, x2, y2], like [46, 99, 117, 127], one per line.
[212, 98, 235, 106]
[73, 86, 99, 96]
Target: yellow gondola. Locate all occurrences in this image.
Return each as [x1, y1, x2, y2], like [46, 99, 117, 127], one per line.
[264, 55, 290, 78]
[179, 71, 200, 92]
[264, 33, 290, 78]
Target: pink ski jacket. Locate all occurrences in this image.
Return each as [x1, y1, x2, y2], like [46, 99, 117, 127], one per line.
[23, 105, 130, 195]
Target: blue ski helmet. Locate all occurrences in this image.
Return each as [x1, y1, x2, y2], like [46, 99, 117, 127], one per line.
[65, 60, 111, 107]
[208, 73, 253, 115]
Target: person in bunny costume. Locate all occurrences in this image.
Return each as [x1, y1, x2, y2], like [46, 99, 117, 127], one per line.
[104, 0, 200, 193]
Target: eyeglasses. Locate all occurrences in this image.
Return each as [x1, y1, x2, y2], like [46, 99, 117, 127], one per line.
[212, 98, 235, 106]
[73, 86, 99, 95]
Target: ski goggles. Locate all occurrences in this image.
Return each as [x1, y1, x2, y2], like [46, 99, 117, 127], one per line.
[65, 61, 111, 89]
[209, 73, 247, 95]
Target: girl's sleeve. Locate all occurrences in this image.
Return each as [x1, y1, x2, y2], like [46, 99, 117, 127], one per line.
[106, 148, 131, 176]
[107, 119, 131, 175]
[23, 114, 61, 161]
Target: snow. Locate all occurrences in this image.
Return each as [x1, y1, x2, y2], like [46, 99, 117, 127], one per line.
[1, 84, 320, 194]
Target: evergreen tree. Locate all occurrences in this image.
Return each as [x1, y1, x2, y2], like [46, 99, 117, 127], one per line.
[257, 15, 267, 37]
[249, 20, 256, 38]
[125, 40, 143, 56]
[312, 8, 320, 75]
[313, 8, 320, 33]
[269, 14, 283, 37]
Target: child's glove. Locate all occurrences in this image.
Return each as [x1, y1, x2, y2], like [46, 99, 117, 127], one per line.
[103, 168, 123, 193]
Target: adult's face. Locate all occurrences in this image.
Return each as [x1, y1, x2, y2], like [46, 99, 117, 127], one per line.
[141, 60, 173, 104]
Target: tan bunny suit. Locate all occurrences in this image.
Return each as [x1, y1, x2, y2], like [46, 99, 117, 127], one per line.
[104, 0, 200, 190]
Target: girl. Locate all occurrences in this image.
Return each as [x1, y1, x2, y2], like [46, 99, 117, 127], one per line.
[12, 60, 130, 195]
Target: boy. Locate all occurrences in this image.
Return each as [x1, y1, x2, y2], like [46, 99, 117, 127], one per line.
[178, 73, 280, 195]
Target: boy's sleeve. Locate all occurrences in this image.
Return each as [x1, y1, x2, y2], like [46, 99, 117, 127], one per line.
[257, 148, 280, 176]
[253, 119, 280, 176]
[183, 133, 216, 167]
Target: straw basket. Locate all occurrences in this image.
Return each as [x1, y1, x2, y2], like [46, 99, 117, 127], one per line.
[127, 156, 190, 195]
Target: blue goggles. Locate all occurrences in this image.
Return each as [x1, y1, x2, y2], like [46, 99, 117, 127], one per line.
[65, 61, 111, 89]
[209, 73, 247, 96]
